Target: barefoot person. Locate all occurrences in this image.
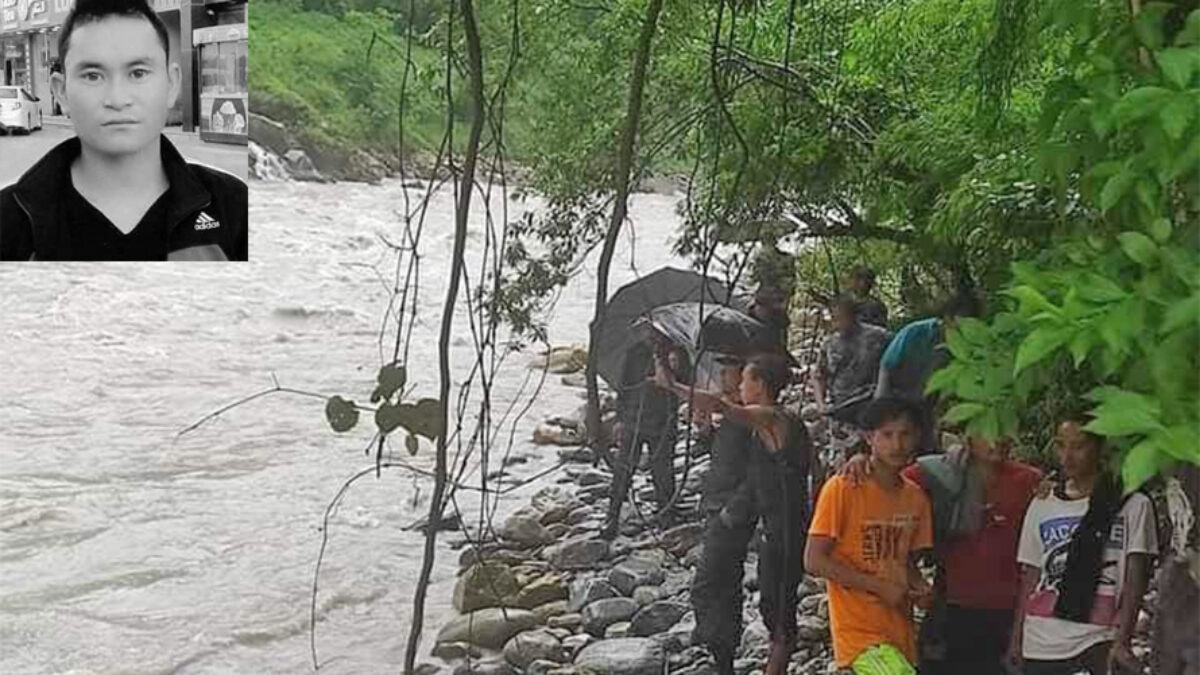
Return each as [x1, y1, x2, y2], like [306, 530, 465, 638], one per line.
[1008, 418, 1157, 675]
[0, 0, 247, 261]
[805, 397, 934, 674]
[655, 352, 811, 675]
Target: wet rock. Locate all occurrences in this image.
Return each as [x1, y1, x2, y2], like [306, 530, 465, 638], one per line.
[547, 627, 574, 640]
[283, 149, 325, 182]
[659, 522, 704, 556]
[733, 658, 758, 675]
[535, 425, 585, 447]
[672, 661, 718, 675]
[660, 572, 692, 598]
[568, 578, 619, 612]
[795, 616, 829, 643]
[629, 601, 688, 637]
[609, 557, 665, 595]
[582, 597, 639, 636]
[555, 536, 611, 571]
[740, 621, 770, 655]
[632, 585, 662, 606]
[532, 600, 570, 624]
[437, 608, 540, 650]
[574, 637, 666, 675]
[576, 470, 611, 487]
[504, 629, 565, 668]
[559, 447, 595, 463]
[534, 487, 585, 525]
[565, 506, 594, 525]
[452, 659, 515, 675]
[605, 621, 633, 638]
[562, 633, 593, 658]
[501, 512, 553, 547]
[529, 660, 565, 675]
[454, 563, 521, 613]
[546, 523, 570, 538]
[432, 641, 483, 661]
[656, 610, 695, 653]
[516, 575, 569, 609]
[798, 594, 822, 615]
[548, 613, 584, 630]
[797, 576, 823, 599]
[459, 546, 531, 570]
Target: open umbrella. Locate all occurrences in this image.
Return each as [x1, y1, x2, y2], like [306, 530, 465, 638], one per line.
[593, 267, 744, 388]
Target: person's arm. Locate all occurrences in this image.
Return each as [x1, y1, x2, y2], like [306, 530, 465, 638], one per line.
[1007, 563, 1040, 668]
[1113, 553, 1151, 645]
[805, 535, 907, 608]
[653, 359, 782, 447]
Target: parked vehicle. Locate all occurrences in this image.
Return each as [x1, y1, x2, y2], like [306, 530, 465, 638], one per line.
[0, 86, 44, 135]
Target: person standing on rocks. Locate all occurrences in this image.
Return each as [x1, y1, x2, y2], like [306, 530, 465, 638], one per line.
[805, 397, 934, 674]
[654, 352, 812, 675]
[602, 339, 685, 539]
[848, 266, 888, 329]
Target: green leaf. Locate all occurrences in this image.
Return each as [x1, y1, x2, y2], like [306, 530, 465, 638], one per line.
[1167, 131, 1200, 181]
[957, 318, 991, 346]
[1014, 327, 1072, 375]
[370, 362, 408, 404]
[1134, 3, 1169, 50]
[1156, 47, 1199, 89]
[325, 396, 359, 433]
[1176, 9, 1200, 46]
[1156, 425, 1200, 463]
[1162, 293, 1200, 333]
[1118, 232, 1159, 265]
[1113, 87, 1172, 127]
[1101, 170, 1136, 212]
[1161, 93, 1196, 141]
[944, 402, 986, 424]
[975, 408, 1001, 442]
[1085, 387, 1164, 436]
[1149, 217, 1173, 243]
[1069, 329, 1093, 367]
[1006, 285, 1062, 318]
[375, 397, 443, 440]
[1077, 273, 1128, 303]
[925, 366, 959, 396]
[1121, 439, 1171, 492]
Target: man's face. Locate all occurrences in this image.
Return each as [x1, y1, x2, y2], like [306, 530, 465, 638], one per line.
[868, 415, 916, 469]
[849, 274, 871, 295]
[834, 304, 856, 335]
[1055, 421, 1099, 481]
[54, 16, 178, 157]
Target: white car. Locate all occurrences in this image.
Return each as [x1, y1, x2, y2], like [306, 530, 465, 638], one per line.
[0, 86, 44, 134]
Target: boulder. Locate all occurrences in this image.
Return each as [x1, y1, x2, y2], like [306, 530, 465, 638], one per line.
[609, 558, 665, 596]
[568, 578, 618, 612]
[504, 629, 565, 668]
[562, 633, 593, 658]
[515, 575, 569, 609]
[415, 664, 443, 675]
[534, 425, 585, 447]
[247, 113, 292, 156]
[629, 601, 688, 637]
[431, 641, 483, 660]
[558, 447, 595, 463]
[548, 613, 584, 630]
[658, 522, 704, 556]
[582, 597, 639, 636]
[533, 487, 584, 525]
[452, 659, 515, 675]
[436, 608, 540, 650]
[501, 512, 553, 547]
[532, 600, 570, 624]
[546, 523, 570, 538]
[564, 506, 594, 525]
[576, 470, 610, 487]
[574, 637, 666, 675]
[795, 616, 829, 644]
[528, 660, 564, 675]
[656, 610, 695, 653]
[631, 585, 662, 606]
[555, 537, 611, 571]
[454, 563, 521, 613]
[659, 572, 691, 598]
[605, 621, 632, 638]
[458, 546, 530, 570]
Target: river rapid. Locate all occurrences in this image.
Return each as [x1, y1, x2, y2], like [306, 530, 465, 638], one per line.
[0, 178, 688, 674]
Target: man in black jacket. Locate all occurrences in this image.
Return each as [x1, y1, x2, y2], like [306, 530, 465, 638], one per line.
[0, 0, 246, 261]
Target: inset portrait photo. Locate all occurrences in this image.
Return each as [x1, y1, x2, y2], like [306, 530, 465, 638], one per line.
[0, 0, 248, 261]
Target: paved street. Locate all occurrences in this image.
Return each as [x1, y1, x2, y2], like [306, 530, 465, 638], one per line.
[0, 123, 248, 186]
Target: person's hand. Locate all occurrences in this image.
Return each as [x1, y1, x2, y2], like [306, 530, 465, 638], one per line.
[652, 356, 673, 390]
[1034, 474, 1054, 499]
[1108, 641, 1140, 674]
[876, 579, 908, 609]
[1003, 633, 1023, 675]
[838, 452, 873, 486]
[908, 577, 934, 611]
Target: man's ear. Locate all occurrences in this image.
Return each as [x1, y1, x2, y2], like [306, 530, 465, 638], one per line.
[50, 71, 67, 114]
[168, 62, 181, 108]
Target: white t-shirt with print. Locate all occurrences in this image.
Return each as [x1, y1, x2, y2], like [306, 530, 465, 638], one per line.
[1017, 490, 1157, 660]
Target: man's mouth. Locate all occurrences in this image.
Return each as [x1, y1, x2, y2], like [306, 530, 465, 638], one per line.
[103, 119, 139, 126]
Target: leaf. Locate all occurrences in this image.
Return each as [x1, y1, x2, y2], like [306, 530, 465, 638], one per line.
[1118, 232, 1159, 266]
[956, 318, 991, 346]
[1134, 4, 1168, 50]
[1176, 9, 1200, 46]
[975, 408, 1001, 442]
[325, 396, 359, 433]
[1014, 327, 1072, 375]
[1100, 169, 1136, 212]
[1122, 438, 1171, 492]
[1156, 425, 1200, 463]
[926, 365, 959, 395]
[1167, 131, 1200, 181]
[944, 402, 986, 424]
[1149, 217, 1173, 243]
[1113, 87, 1172, 127]
[1156, 47, 1199, 89]
[406, 434, 420, 456]
[1085, 387, 1164, 436]
[370, 362, 408, 403]
[1005, 285, 1062, 318]
[1077, 273, 1128, 303]
[1161, 93, 1196, 141]
[375, 397, 443, 440]
[1162, 293, 1200, 333]
[1069, 329, 1093, 367]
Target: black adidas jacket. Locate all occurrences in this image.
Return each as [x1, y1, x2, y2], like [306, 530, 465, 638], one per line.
[0, 135, 247, 261]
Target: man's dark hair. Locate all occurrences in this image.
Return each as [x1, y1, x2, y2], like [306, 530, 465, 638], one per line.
[59, 0, 171, 67]
[940, 293, 981, 319]
[858, 397, 923, 432]
[746, 353, 791, 399]
[851, 265, 876, 289]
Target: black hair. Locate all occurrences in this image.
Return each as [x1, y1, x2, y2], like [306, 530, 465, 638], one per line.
[851, 265, 876, 288]
[940, 293, 981, 319]
[1054, 423, 1126, 622]
[59, 0, 170, 68]
[858, 397, 924, 432]
[745, 353, 791, 400]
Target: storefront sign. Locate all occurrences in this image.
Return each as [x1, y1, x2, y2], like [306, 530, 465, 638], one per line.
[2, 0, 177, 34]
[193, 23, 246, 45]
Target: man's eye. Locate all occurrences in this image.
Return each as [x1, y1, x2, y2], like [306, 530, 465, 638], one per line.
[81, 72, 102, 82]
[131, 68, 151, 80]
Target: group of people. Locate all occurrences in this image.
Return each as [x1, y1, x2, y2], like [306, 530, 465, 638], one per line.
[599, 266, 1159, 675]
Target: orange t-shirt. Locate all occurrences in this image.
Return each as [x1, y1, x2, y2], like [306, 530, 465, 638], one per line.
[808, 474, 934, 667]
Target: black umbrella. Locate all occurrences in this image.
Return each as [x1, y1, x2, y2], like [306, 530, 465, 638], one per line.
[632, 302, 777, 361]
[593, 267, 744, 388]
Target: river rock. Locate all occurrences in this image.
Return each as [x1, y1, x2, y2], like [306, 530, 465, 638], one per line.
[629, 601, 688, 637]
[528, 660, 564, 675]
[454, 563, 521, 613]
[548, 613, 584, 630]
[576, 469, 610, 487]
[656, 610, 695, 653]
[631, 585, 662, 606]
[516, 575, 569, 609]
[562, 633, 593, 658]
[533, 487, 585, 524]
[459, 546, 531, 570]
[532, 600, 569, 623]
[452, 660, 514, 675]
[740, 620, 770, 657]
[504, 629, 565, 668]
[432, 641, 483, 660]
[546, 523, 570, 538]
[574, 637, 666, 675]
[555, 536, 610, 570]
[658, 522, 704, 556]
[582, 597, 639, 636]
[534, 425, 584, 447]
[795, 616, 829, 644]
[559, 447, 595, 463]
[659, 571, 691, 598]
[605, 621, 632, 638]
[436, 608, 540, 650]
[501, 512, 553, 547]
[609, 558, 664, 595]
[568, 578, 618, 612]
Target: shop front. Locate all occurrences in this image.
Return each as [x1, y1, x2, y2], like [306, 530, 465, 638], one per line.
[194, 19, 245, 144]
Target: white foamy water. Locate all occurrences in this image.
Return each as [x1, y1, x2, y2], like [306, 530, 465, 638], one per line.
[0, 180, 687, 674]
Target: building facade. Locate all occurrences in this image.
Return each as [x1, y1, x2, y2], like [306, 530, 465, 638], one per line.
[0, 0, 246, 141]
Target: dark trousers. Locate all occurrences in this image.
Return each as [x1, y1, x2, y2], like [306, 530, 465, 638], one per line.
[1023, 642, 1112, 675]
[606, 433, 676, 525]
[692, 512, 757, 666]
[921, 605, 1012, 675]
[757, 507, 806, 643]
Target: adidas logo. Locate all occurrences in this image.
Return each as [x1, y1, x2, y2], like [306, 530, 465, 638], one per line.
[194, 212, 220, 231]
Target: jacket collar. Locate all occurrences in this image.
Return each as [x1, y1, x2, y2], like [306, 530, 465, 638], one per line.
[13, 134, 212, 235]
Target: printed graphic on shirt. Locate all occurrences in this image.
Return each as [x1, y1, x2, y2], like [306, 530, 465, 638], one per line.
[1027, 514, 1122, 624]
[194, 212, 220, 231]
[861, 517, 915, 564]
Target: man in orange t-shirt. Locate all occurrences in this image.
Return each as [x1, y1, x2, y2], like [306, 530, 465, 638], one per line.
[805, 397, 934, 670]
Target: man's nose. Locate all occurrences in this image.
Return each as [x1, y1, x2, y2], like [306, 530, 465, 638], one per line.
[103, 76, 135, 107]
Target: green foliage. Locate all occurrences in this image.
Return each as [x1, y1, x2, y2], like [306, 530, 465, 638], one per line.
[324, 362, 443, 441]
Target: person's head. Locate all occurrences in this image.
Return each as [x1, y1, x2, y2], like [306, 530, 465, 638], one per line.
[859, 398, 923, 470]
[939, 294, 980, 331]
[715, 355, 744, 397]
[832, 295, 859, 335]
[739, 353, 791, 405]
[1055, 418, 1103, 483]
[52, 0, 179, 157]
[850, 266, 876, 295]
[965, 434, 1013, 466]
